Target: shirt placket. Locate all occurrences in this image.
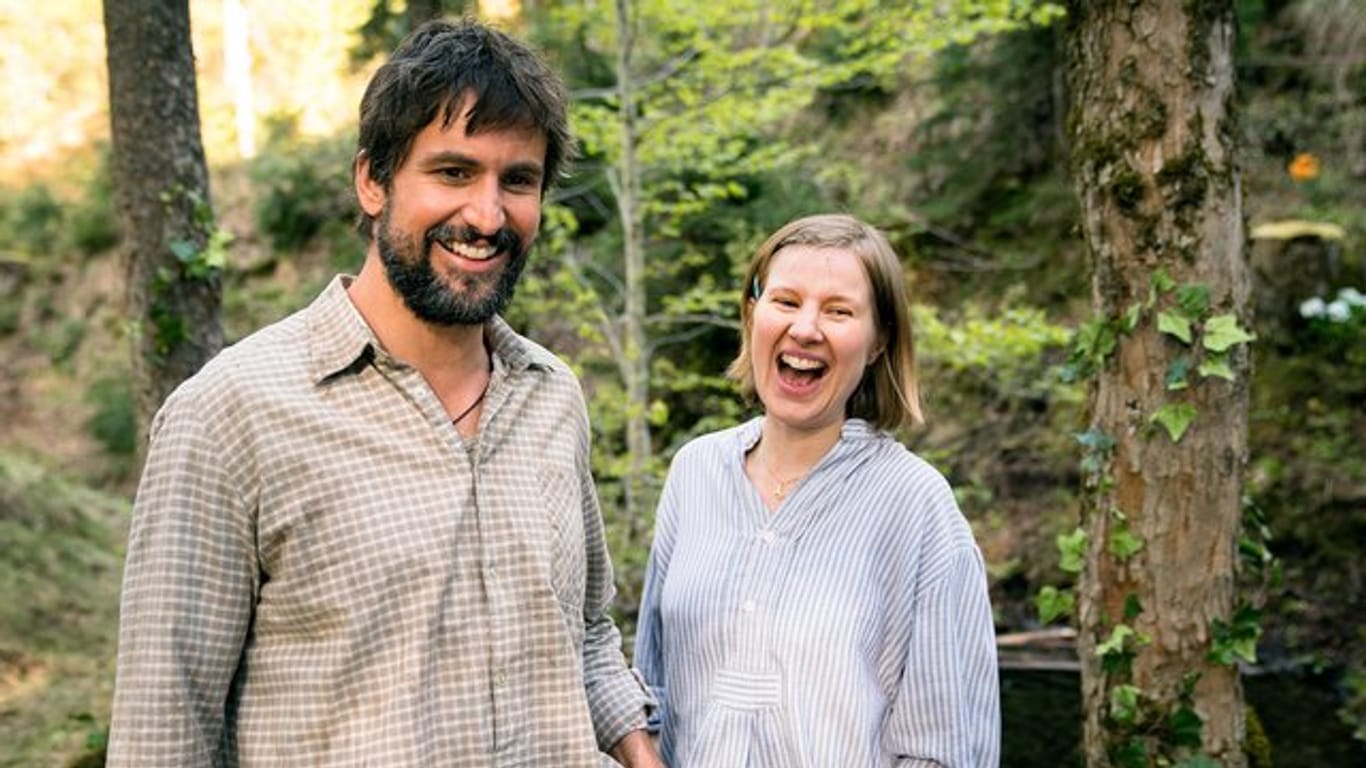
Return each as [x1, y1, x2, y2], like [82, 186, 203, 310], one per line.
[470, 368, 529, 763]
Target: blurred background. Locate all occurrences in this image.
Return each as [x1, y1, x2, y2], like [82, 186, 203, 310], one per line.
[0, 0, 1361, 765]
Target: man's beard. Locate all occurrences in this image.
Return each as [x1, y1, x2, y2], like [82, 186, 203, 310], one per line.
[376, 205, 529, 327]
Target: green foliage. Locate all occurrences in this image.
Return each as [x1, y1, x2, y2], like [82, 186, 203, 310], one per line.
[84, 375, 137, 457]
[0, 452, 126, 766]
[250, 130, 357, 252]
[1056, 526, 1088, 574]
[1208, 604, 1262, 666]
[0, 183, 64, 256]
[66, 144, 122, 255]
[1035, 584, 1074, 624]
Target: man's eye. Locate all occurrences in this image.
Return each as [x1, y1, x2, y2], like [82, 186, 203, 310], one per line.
[504, 173, 539, 190]
[440, 167, 472, 181]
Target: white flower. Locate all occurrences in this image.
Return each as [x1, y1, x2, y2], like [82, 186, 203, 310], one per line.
[1326, 300, 1352, 322]
[1299, 296, 1327, 318]
[1337, 287, 1366, 308]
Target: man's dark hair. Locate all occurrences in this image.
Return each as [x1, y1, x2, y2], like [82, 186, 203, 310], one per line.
[354, 17, 573, 236]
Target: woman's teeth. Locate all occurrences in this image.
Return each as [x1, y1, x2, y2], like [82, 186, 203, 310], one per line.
[781, 353, 824, 371]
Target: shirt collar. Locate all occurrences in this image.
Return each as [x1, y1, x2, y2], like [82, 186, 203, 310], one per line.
[305, 275, 558, 384]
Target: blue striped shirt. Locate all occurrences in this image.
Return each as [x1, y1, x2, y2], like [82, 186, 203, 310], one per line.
[635, 418, 999, 767]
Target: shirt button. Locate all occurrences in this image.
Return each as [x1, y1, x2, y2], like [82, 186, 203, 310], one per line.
[494, 669, 508, 687]
[758, 530, 777, 544]
[741, 600, 756, 613]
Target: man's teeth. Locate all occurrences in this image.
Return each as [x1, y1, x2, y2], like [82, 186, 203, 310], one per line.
[438, 239, 497, 261]
[781, 353, 823, 371]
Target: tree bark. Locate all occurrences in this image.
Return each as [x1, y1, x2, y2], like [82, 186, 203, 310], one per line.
[1065, 1, 1250, 765]
[104, 0, 223, 455]
[612, 0, 654, 534]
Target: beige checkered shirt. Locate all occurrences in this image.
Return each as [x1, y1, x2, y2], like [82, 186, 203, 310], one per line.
[108, 276, 651, 766]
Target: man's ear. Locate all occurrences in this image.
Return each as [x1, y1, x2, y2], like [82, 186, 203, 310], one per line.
[354, 150, 386, 218]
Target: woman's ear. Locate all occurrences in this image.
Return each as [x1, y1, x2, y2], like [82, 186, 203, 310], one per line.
[354, 150, 386, 218]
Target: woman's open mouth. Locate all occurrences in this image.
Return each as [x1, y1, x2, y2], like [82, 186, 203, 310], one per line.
[778, 352, 826, 388]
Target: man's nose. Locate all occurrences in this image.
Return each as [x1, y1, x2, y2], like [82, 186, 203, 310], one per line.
[463, 177, 507, 235]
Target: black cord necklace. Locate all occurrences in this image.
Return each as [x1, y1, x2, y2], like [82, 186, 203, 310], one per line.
[451, 380, 488, 425]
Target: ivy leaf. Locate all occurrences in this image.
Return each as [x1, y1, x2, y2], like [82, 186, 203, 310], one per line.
[1035, 586, 1075, 624]
[1123, 593, 1143, 621]
[1202, 314, 1256, 352]
[1197, 354, 1236, 381]
[1169, 705, 1204, 748]
[170, 239, 200, 263]
[1176, 283, 1211, 318]
[1109, 525, 1145, 560]
[1096, 624, 1136, 658]
[1158, 311, 1194, 344]
[1151, 268, 1176, 294]
[1123, 303, 1142, 332]
[1057, 527, 1089, 574]
[1150, 402, 1198, 442]
[1109, 684, 1141, 725]
[1165, 355, 1192, 390]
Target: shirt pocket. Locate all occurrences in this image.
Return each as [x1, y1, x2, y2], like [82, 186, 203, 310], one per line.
[538, 464, 587, 610]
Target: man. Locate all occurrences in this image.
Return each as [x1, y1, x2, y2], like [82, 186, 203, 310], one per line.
[108, 18, 661, 767]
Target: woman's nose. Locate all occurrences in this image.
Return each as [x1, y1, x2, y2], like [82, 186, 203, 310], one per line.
[787, 307, 823, 343]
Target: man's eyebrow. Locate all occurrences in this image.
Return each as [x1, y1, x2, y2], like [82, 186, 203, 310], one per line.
[416, 151, 544, 179]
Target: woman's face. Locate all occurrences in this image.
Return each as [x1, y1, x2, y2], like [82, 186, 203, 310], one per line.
[749, 245, 881, 437]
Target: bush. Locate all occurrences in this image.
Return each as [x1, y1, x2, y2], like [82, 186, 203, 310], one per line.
[0, 183, 64, 257]
[251, 132, 356, 252]
[85, 375, 137, 457]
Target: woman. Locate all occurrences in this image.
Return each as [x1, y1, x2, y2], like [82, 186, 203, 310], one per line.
[634, 214, 999, 767]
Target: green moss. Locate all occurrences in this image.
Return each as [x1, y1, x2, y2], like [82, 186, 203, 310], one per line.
[1109, 167, 1146, 214]
[1156, 146, 1210, 212]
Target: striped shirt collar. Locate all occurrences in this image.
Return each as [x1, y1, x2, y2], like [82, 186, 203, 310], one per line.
[305, 274, 558, 384]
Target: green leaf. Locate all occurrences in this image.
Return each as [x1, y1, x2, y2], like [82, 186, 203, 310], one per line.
[1158, 311, 1193, 344]
[1150, 402, 1198, 442]
[1202, 314, 1256, 352]
[1096, 624, 1136, 658]
[1175, 755, 1220, 768]
[1123, 593, 1143, 621]
[1165, 356, 1192, 390]
[1109, 525, 1145, 560]
[1109, 684, 1141, 725]
[1197, 355, 1236, 381]
[1123, 303, 1142, 332]
[1152, 268, 1176, 294]
[1169, 705, 1204, 748]
[170, 239, 199, 263]
[1035, 586, 1075, 624]
[1057, 527, 1089, 574]
[1176, 283, 1211, 318]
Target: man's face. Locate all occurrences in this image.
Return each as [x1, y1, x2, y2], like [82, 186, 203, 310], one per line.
[362, 99, 548, 326]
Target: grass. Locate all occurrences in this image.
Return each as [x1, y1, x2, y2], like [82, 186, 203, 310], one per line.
[0, 451, 127, 767]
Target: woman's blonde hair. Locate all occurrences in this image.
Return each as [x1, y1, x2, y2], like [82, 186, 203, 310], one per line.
[727, 213, 923, 431]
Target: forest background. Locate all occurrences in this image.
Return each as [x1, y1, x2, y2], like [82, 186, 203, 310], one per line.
[0, 0, 1362, 765]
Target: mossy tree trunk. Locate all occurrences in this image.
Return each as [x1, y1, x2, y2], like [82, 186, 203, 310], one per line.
[1064, 1, 1251, 765]
[104, 0, 222, 456]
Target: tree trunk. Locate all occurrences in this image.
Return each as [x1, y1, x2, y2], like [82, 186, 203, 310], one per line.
[223, 0, 256, 159]
[613, 0, 653, 534]
[1065, 1, 1250, 765]
[104, 0, 223, 456]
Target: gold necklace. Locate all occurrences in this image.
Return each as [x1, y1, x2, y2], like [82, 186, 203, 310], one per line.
[760, 456, 807, 501]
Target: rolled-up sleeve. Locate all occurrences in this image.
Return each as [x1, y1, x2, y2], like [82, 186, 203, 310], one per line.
[107, 388, 257, 767]
[575, 406, 654, 752]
